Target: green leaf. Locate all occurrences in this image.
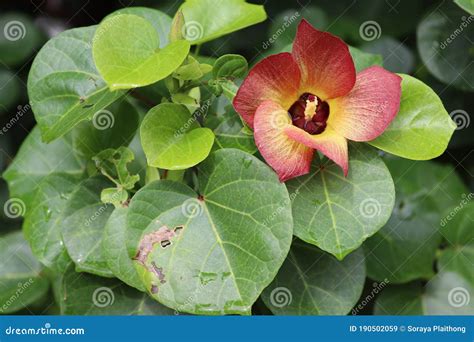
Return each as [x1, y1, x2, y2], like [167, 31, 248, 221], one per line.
[3, 126, 85, 208]
[0, 69, 21, 111]
[417, 2, 474, 91]
[0, 231, 50, 314]
[179, 0, 266, 45]
[364, 157, 468, 283]
[92, 14, 190, 90]
[56, 264, 174, 315]
[61, 177, 115, 277]
[28, 26, 125, 142]
[439, 201, 474, 287]
[286, 144, 395, 260]
[349, 46, 383, 72]
[261, 241, 366, 315]
[213, 54, 248, 79]
[454, 0, 474, 14]
[106, 7, 173, 47]
[369, 74, 456, 160]
[126, 149, 293, 315]
[0, 12, 43, 67]
[93, 147, 140, 191]
[72, 99, 139, 159]
[141, 103, 215, 170]
[103, 207, 144, 291]
[205, 106, 257, 154]
[375, 272, 474, 315]
[174, 56, 204, 81]
[23, 173, 83, 271]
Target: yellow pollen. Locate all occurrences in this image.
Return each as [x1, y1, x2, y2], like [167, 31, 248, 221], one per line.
[304, 97, 318, 120]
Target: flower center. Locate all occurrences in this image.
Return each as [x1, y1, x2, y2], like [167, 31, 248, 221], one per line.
[288, 93, 330, 135]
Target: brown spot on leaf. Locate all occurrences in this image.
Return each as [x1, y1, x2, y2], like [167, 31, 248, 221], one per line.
[134, 225, 177, 264]
[151, 262, 166, 284]
[150, 285, 159, 294]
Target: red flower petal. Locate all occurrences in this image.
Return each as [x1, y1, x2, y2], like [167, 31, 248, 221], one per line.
[285, 125, 349, 176]
[254, 100, 313, 182]
[327, 66, 402, 142]
[292, 19, 356, 100]
[233, 53, 301, 129]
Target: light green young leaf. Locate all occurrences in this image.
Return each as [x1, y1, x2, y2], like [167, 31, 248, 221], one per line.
[103, 207, 145, 291]
[56, 264, 174, 315]
[261, 241, 366, 315]
[213, 54, 248, 79]
[23, 173, 83, 271]
[141, 103, 214, 170]
[3, 126, 85, 208]
[369, 74, 456, 159]
[286, 144, 395, 260]
[0, 231, 50, 314]
[126, 149, 293, 315]
[28, 26, 124, 142]
[179, 0, 266, 45]
[92, 14, 190, 90]
[61, 177, 115, 277]
[363, 158, 467, 283]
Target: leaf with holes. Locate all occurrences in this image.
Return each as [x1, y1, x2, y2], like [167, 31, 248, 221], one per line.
[261, 241, 366, 315]
[286, 144, 395, 260]
[140, 103, 215, 170]
[92, 14, 190, 90]
[126, 149, 293, 315]
[369, 74, 456, 160]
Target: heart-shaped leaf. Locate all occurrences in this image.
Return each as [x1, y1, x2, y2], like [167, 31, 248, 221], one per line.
[23, 173, 83, 271]
[28, 26, 124, 142]
[369, 74, 456, 160]
[61, 177, 115, 277]
[375, 272, 474, 315]
[0, 231, 50, 314]
[103, 207, 144, 291]
[3, 126, 85, 208]
[417, 2, 474, 91]
[141, 103, 215, 170]
[261, 241, 366, 315]
[179, 0, 266, 45]
[213, 54, 248, 79]
[363, 158, 468, 283]
[126, 149, 293, 315]
[92, 14, 190, 90]
[286, 144, 395, 260]
[56, 264, 174, 315]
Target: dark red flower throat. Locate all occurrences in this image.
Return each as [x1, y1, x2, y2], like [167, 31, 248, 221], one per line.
[288, 93, 330, 135]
